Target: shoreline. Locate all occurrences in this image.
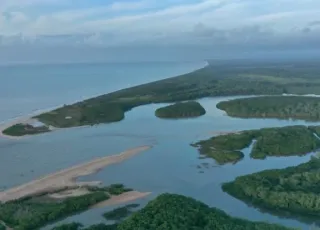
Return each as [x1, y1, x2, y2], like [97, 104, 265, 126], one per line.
[0, 61, 208, 140]
[0, 145, 151, 203]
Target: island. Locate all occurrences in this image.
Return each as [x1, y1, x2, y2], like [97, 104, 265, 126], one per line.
[192, 125, 320, 162]
[5, 61, 320, 136]
[155, 101, 206, 119]
[2, 123, 50, 136]
[51, 193, 293, 230]
[217, 96, 320, 121]
[222, 157, 320, 219]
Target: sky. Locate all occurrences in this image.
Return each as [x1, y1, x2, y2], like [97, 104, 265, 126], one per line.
[1, 0, 320, 63]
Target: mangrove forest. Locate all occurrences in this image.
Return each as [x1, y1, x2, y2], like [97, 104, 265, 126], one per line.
[217, 96, 320, 121]
[222, 157, 320, 218]
[155, 101, 206, 119]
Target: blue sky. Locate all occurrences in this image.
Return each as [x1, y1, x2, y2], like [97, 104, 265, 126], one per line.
[0, 0, 320, 63]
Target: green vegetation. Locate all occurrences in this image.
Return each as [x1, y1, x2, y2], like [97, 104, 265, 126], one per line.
[0, 223, 5, 230]
[192, 131, 255, 164]
[87, 184, 133, 195]
[117, 193, 292, 230]
[0, 191, 108, 230]
[217, 96, 320, 121]
[222, 157, 320, 218]
[51, 194, 293, 230]
[52, 223, 118, 230]
[84, 224, 118, 230]
[309, 126, 320, 137]
[0, 184, 132, 230]
[251, 126, 320, 159]
[103, 204, 139, 221]
[193, 126, 320, 162]
[155, 101, 206, 119]
[15, 60, 319, 132]
[2, 123, 50, 136]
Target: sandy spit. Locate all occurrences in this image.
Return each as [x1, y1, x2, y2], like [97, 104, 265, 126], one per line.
[0, 146, 151, 203]
[92, 191, 152, 208]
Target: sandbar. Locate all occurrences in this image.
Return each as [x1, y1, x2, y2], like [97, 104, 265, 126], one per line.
[92, 191, 152, 208]
[0, 146, 151, 203]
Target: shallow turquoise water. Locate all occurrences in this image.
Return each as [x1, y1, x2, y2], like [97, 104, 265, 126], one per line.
[0, 63, 319, 230]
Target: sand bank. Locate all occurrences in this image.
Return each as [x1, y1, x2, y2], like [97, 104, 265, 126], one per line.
[92, 191, 152, 208]
[0, 146, 151, 203]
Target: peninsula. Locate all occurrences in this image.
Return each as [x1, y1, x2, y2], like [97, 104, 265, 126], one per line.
[0, 146, 151, 230]
[222, 157, 320, 219]
[0, 146, 151, 202]
[4, 61, 320, 136]
[193, 125, 320, 162]
[217, 96, 320, 121]
[155, 101, 206, 119]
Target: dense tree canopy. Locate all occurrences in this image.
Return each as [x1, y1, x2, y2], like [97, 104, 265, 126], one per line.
[193, 126, 320, 162]
[117, 194, 292, 230]
[52, 194, 292, 230]
[0, 191, 109, 230]
[223, 157, 320, 218]
[0, 184, 131, 230]
[2, 123, 50, 136]
[103, 204, 139, 221]
[155, 101, 206, 119]
[217, 96, 320, 121]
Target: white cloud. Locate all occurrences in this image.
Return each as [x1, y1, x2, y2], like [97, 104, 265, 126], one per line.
[0, 0, 320, 48]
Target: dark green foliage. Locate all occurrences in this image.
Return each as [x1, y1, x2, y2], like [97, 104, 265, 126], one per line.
[50, 194, 293, 230]
[116, 193, 292, 230]
[251, 126, 320, 159]
[105, 184, 133, 195]
[309, 126, 320, 137]
[222, 157, 320, 218]
[155, 101, 206, 119]
[28, 61, 320, 130]
[86, 184, 132, 195]
[52, 222, 83, 230]
[193, 131, 255, 164]
[51, 223, 118, 230]
[84, 224, 118, 230]
[193, 126, 320, 162]
[0, 223, 5, 230]
[0, 191, 109, 230]
[217, 96, 320, 121]
[103, 204, 140, 221]
[2, 123, 49, 136]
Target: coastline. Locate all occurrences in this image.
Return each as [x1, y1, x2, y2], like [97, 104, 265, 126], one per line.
[0, 61, 208, 139]
[0, 145, 152, 203]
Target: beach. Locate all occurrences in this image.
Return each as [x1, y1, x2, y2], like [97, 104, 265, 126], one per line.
[0, 146, 151, 203]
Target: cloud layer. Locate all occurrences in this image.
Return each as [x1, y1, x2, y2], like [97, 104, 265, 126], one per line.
[0, 0, 319, 47]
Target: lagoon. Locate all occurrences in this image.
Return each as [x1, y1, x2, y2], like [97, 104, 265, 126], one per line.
[0, 62, 319, 230]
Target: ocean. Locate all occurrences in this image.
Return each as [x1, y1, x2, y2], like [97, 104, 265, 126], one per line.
[0, 61, 206, 122]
